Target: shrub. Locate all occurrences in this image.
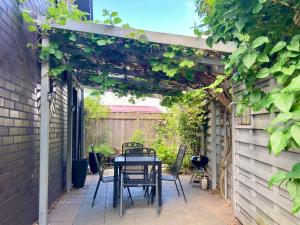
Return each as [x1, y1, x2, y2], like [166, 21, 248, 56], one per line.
[130, 129, 145, 145]
[89, 143, 113, 157]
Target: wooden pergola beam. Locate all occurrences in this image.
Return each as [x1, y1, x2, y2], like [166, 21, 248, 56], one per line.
[38, 16, 236, 53]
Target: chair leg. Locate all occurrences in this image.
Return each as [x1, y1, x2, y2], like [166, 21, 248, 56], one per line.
[120, 174, 124, 217]
[127, 187, 133, 206]
[174, 180, 180, 196]
[189, 169, 195, 184]
[156, 174, 160, 216]
[92, 177, 101, 207]
[177, 176, 187, 203]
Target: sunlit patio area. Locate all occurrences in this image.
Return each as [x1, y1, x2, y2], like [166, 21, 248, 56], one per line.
[48, 173, 237, 225]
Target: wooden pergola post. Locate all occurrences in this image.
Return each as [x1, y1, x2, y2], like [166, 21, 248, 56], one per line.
[39, 36, 50, 225]
[210, 101, 217, 190]
[66, 74, 73, 192]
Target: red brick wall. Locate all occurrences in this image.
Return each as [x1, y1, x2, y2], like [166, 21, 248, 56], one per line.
[0, 1, 69, 225]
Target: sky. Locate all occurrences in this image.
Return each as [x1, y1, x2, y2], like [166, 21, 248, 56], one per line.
[100, 92, 167, 111]
[93, 0, 199, 36]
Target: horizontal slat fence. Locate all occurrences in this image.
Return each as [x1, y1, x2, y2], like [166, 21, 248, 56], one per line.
[233, 79, 300, 225]
[85, 112, 162, 153]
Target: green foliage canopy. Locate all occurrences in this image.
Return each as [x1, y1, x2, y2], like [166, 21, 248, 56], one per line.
[196, 0, 300, 214]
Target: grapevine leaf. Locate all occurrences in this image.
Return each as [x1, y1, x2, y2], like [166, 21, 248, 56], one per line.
[163, 52, 175, 58]
[113, 17, 122, 24]
[69, 33, 77, 41]
[179, 60, 195, 68]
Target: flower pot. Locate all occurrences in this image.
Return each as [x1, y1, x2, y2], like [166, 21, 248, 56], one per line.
[72, 159, 88, 188]
[88, 152, 101, 174]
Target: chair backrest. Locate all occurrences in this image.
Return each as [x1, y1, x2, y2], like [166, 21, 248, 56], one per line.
[123, 148, 156, 182]
[91, 144, 104, 178]
[172, 144, 187, 175]
[122, 142, 143, 154]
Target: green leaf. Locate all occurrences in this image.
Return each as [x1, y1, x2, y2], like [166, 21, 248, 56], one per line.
[272, 93, 294, 112]
[253, 2, 263, 13]
[179, 60, 194, 68]
[243, 52, 257, 69]
[163, 52, 175, 58]
[286, 180, 300, 214]
[256, 68, 269, 78]
[69, 33, 77, 41]
[166, 68, 177, 77]
[97, 40, 107, 46]
[269, 131, 290, 155]
[113, 17, 122, 24]
[235, 17, 246, 32]
[28, 25, 37, 32]
[111, 11, 118, 17]
[290, 124, 300, 146]
[287, 41, 300, 52]
[270, 41, 286, 55]
[270, 112, 293, 125]
[283, 75, 300, 92]
[281, 65, 295, 75]
[54, 50, 63, 60]
[268, 171, 287, 187]
[287, 163, 300, 179]
[252, 36, 269, 49]
[257, 53, 269, 63]
[22, 10, 35, 23]
[229, 45, 247, 61]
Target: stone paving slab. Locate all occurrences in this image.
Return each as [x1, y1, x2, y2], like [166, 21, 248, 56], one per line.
[48, 173, 237, 225]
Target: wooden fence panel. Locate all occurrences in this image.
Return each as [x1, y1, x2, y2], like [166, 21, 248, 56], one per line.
[85, 112, 162, 153]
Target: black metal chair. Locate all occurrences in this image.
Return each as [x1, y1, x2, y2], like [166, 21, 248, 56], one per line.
[162, 144, 187, 203]
[122, 142, 143, 154]
[120, 148, 159, 216]
[90, 145, 133, 207]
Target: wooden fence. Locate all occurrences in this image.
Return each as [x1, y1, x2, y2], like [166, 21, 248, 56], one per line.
[85, 112, 163, 153]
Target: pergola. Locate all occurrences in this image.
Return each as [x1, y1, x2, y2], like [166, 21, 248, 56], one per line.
[37, 16, 235, 225]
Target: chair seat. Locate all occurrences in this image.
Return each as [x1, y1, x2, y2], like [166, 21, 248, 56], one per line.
[162, 174, 175, 181]
[124, 178, 155, 186]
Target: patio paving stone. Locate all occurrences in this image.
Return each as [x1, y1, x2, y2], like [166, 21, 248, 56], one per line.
[48, 173, 237, 225]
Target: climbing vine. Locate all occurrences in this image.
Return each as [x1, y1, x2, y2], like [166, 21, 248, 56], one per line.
[196, 0, 300, 214]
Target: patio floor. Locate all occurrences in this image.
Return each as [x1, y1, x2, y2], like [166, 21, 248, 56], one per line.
[48, 172, 237, 225]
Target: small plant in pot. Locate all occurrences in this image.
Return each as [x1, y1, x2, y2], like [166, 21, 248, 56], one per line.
[88, 143, 113, 173]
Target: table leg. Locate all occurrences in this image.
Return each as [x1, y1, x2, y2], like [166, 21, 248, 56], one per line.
[113, 163, 118, 208]
[158, 162, 162, 206]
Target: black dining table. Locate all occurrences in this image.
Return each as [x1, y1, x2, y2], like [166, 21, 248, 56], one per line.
[113, 155, 162, 208]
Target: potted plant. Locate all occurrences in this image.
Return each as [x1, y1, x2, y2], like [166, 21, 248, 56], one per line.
[72, 158, 88, 188]
[88, 143, 113, 173]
